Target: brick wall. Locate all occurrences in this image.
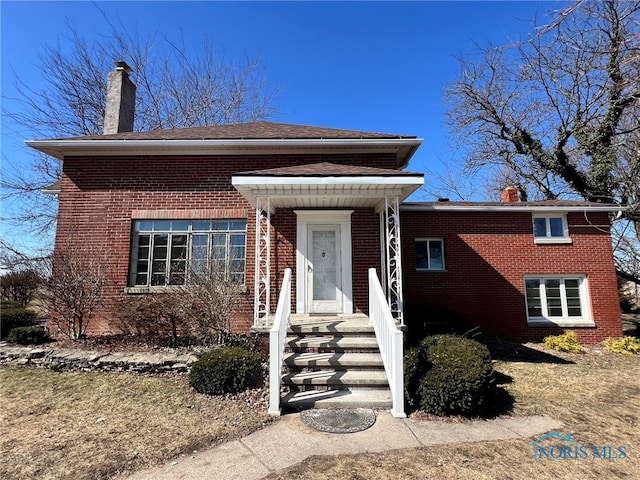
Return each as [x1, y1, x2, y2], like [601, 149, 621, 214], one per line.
[400, 209, 622, 344]
[53, 152, 396, 335]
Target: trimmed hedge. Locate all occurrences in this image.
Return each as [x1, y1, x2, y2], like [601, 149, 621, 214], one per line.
[404, 334, 494, 416]
[189, 347, 263, 395]
[5, 326, 51, 345]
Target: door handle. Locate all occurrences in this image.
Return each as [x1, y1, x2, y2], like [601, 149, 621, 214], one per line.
[308, 264, 313, 273]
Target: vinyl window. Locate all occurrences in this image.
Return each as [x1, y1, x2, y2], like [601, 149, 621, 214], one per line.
[532, 214, 571, 244]
[415, 239, 445, 271]
[524, 276, 593, 326]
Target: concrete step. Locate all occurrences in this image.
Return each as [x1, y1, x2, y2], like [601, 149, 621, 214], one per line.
[284, 352, 384, 370]
[282, 388, 393, 411]
[283, 369, 389, 390]
[285, 335, 379, 352]
[289, 316, 374, 335]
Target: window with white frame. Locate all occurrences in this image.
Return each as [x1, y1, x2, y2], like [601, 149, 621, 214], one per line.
[415, 239, 445, 271]
[524, 276, 593, 326]
[129, 219, 247, 287]
[532, 214, 571, 243]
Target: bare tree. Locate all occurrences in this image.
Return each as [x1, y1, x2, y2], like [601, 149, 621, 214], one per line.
[0, 268, 43, 307]
[445, 0, 640, 282]
[1, 14, 279, 259]
[41, 242, 106, 339]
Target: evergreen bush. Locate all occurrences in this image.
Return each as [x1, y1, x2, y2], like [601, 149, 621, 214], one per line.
[404, 334, 494, 416]
[5, 326, 51, 345]
[1, 302, 39, 340]
[189, 347, 263, 395]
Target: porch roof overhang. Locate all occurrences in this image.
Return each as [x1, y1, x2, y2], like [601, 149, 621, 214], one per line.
[232, 163, 424, 212]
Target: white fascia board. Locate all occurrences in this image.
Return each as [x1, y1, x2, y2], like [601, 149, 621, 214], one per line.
[26, 138, 423, 159]
[232, 175, 424, 187]
[400, 204, 625, 213]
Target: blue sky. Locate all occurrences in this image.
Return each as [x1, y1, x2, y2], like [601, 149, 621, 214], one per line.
[1, 1, 564, 254]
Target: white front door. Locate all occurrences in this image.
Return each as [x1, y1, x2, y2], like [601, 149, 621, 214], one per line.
[295, 210, 353, 315]
[307, 225, 342, 313]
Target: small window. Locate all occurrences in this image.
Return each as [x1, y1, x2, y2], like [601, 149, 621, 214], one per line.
[532, 214, 571, 244]
[415, 239, 445, 271]
[524, 276, 593, 326]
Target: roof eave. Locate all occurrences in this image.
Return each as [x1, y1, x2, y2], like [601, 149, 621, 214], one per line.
[400, 203, 625, 213]
[25, 138, 423, 166]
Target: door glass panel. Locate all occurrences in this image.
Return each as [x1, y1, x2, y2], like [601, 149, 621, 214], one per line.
[312, 230, 337, 301]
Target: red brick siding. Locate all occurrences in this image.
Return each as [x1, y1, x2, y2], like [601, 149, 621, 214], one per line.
[400, 210, 621, 344]
[53, 153, 396, 335]
[351, 209, 383, 312]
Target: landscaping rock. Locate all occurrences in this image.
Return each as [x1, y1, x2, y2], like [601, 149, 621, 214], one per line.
[0, 343, 195, 375]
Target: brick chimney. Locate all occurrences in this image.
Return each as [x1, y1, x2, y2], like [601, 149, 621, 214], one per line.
[501, 186, 519, 202]
[103, 61, 136, 134]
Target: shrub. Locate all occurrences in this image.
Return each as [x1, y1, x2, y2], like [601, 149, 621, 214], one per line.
[1, 302, 39, 340]
[220, 332, 262, 353]
[0, 269, 43, 306]
[543, 332, 584, 353]
[404, 334, 494, 416]
[605, 336, 640, 355]
[112, 275, 239, 346]
[112, 294, 185, 343]
[5, 326, 51, 345]
[42, 243, 105, 339]
[189, 347, 263, 395]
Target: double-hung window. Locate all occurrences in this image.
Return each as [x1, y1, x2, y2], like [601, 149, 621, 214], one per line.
[129, 219, 247, 287]
[415, 239, 445, 271]
[524, 276, 593, 326]
[532, 214, 571, 244]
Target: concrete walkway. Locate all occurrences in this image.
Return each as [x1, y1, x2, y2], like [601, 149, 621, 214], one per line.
[126, 412, 562, 480]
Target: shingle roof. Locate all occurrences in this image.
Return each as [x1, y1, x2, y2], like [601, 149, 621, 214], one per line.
[236, 162, 423, 177]
[57, 121, 417, 141]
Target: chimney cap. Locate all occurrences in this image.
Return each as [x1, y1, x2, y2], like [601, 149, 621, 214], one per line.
[114, 60, 132, 73]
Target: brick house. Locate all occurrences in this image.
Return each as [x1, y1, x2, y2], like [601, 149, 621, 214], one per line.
[27, 65, 623, 415]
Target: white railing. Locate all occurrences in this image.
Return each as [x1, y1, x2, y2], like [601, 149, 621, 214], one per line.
[368, 268, 405, 418]
[268, 268, 292, 416]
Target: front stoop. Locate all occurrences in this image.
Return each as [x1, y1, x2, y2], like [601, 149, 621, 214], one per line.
[280, 314, 392, 412]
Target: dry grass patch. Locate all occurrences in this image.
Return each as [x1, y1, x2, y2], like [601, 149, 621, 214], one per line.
[266, 347, 640, 480]
[0, 368, 273, 480]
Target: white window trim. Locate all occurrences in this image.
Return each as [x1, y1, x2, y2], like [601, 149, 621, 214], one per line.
[415, 238, 446, 272]
[524, 275, 594, 327]
[532, 213, 572, 244]
[127, 219, 247, 289]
